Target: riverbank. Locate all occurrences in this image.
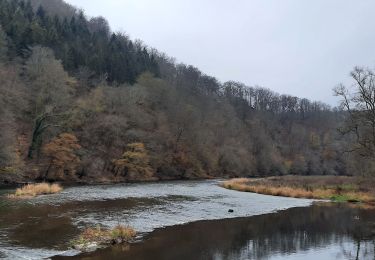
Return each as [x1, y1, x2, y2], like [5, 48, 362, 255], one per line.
[221, 176, 375, 203]
[0, 172, 217, 188]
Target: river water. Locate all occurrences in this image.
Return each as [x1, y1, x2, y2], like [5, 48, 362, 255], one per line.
[0, 180, 374, 259]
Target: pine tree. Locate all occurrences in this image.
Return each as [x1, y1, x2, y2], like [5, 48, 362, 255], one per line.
[36, 5, 46, 23]
[0, 0, 159, 84]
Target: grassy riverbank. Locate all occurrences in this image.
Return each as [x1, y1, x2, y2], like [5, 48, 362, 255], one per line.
[221, 176, 375, 203]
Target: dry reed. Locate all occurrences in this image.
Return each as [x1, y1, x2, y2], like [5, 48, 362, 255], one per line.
[9, 183, 63, 198]
[222, 177, 374, 203]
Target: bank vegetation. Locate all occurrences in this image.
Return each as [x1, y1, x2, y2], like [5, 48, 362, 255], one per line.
[222, 176, 375, 203]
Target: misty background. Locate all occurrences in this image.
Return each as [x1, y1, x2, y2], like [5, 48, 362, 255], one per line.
[65, 0, 375, 105]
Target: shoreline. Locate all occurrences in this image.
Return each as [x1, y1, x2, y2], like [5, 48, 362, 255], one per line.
[0, 176, 219, 189]
[221, 176, 375, 204]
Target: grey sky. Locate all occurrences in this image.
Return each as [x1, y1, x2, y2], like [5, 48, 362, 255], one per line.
[65, 0, 375, 105]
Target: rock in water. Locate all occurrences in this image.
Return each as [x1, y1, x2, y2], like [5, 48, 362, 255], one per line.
[228, 209, 234, 213]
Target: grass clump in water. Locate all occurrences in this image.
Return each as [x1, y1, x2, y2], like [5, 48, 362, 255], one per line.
[71, 225, 136, 252]
[110, 225, 137, 241]
[9, 183, 62, 198]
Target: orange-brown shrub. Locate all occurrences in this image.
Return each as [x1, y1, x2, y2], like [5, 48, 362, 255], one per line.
[11, 183, 62, 197]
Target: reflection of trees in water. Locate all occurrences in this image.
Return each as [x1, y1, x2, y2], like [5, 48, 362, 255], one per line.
[224, 204, 375, 259]
[340, 240, 375, 260]
[342, 208, 375, 260]
[79, 204, 375, 260]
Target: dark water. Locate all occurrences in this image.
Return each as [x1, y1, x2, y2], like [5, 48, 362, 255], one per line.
[59, 204, 375, 260]
[0, 181, 374, 259]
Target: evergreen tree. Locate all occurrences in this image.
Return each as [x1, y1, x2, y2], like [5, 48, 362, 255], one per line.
[0, 0, 160, 84]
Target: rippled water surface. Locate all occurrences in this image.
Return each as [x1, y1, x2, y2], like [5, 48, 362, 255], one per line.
[0, 180, 374, 259]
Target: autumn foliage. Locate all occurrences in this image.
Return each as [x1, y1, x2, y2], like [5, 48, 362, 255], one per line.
[42, 133, 81, 181]
[112, 143, 155, 181]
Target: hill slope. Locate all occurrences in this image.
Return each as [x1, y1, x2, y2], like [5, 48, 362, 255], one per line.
[0, 0, 367, 184]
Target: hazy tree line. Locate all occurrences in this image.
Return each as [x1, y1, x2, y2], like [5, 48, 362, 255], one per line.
[0, 0, 372, 183]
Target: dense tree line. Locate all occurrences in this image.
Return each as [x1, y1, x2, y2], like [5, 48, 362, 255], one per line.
[0, 0, 159, 84]
[0, 0, 372, 183]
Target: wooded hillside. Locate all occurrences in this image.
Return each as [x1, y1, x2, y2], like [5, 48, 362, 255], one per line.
[0, 0, 372, 183]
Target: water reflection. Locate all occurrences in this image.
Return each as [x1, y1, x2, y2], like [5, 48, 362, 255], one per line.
[63, 204, 375, 260]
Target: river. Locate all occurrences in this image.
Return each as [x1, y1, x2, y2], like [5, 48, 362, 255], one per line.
[0, 180, 374, 259]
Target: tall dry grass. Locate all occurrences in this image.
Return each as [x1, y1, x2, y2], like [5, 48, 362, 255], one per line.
[10, 183, 63, 198]
[222, 177, 375, 203]
[110, 225, 137, 241]
[72, 225, 136, 247]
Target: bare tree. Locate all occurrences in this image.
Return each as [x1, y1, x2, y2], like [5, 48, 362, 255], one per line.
[334, 67, 375, 158]
[25, 46, 73, 158]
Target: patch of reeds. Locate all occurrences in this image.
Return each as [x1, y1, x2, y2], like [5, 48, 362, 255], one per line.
[8, 183, 62, 198]
[110, 225, 137, 241]
[71, 225, 136, 250]
[221, 178, 374, 203]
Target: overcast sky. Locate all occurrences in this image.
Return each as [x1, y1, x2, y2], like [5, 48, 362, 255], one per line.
[65, 0, 375, 105]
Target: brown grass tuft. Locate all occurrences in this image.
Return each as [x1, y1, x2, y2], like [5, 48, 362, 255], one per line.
[80, 226, 109, 243]
[110, 225, 136, 241]
[9, 183, 63, 198]
[72, 225, 136, 249]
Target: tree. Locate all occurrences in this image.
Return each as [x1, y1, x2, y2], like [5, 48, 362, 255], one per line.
[42, 133, 81, 180]
[88, 16, 110, 37]
[0, 64, 28, 171]
[112, 143, 154, 181]
[25, 46, 73, 158]
[334, 67, 375, 159]
[29, 0, 77, 19]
